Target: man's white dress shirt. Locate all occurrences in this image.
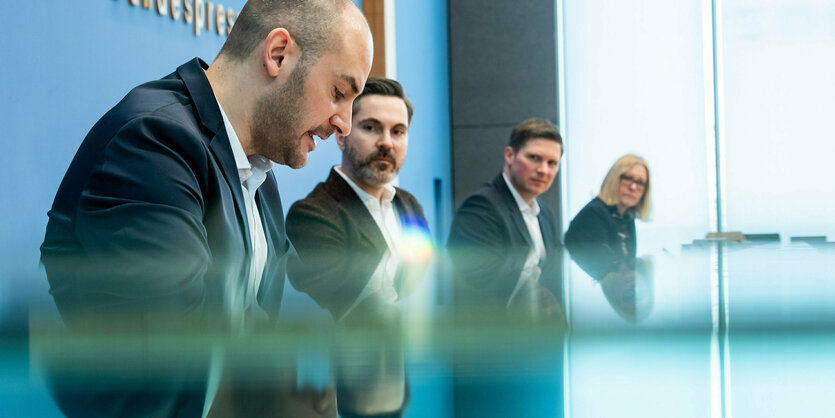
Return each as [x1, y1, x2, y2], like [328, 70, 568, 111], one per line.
[216, 102, 272, 322]
[334, 166, 403, 322]
[204, 101, 273, 417]
[502, 173, 547, 306]
[334, 166, 406, 412]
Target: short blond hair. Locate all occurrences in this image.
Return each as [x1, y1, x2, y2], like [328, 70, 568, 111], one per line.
[598, 154, 652, 221]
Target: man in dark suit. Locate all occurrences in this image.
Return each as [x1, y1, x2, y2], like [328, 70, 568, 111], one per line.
[38, 0, 372, 416]
[447, 119, 566, 418]
[447, 118, 565, 323]
[286, 78, 429, 418]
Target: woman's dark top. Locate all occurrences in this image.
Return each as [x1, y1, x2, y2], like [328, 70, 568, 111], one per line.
[564, 197, 636, 280]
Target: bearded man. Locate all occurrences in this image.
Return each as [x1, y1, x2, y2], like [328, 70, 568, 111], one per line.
[286, 77, 429, 323]
[39, 0, 372, 416]
[286, 78, 429, 418]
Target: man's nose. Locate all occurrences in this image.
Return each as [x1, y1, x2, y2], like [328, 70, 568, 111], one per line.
[330, 104, 352, 137]
[376, 131, 394, 150]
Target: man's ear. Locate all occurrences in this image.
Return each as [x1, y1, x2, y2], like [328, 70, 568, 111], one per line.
[262, 28, 297, 78]
[336, 134, 348, 151]
[504, 146, 515, 166]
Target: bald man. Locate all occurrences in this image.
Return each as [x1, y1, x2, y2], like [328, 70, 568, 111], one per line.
[39, 1, 372, 416]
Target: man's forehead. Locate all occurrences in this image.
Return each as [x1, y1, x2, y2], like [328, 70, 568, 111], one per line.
[315, 52, 369, 98]
[354, 95, 408, 122]
[316, 48, 364, 75]
[520, 138, 561, 154]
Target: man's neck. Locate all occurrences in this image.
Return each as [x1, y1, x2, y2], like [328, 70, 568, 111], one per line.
[503, 168, 535, 206]
[205, 61, 255, 155]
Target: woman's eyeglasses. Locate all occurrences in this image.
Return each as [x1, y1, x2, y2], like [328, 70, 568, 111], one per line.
[620, 174, 647, 189]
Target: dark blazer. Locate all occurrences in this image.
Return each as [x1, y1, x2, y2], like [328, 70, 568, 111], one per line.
[286, 168, 430, 320]
[287, 169, 424, 418]
[447, 173, 562, 309]
[564, 197, 636, 280]
[39, 58, 291, 417]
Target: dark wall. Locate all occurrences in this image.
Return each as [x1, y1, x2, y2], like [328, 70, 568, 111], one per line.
[448, 0, 562, 219]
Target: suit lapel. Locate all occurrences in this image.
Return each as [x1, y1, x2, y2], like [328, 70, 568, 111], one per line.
[252, 170, 288, 263]
[178, 58, 252, 252]
[323, 169, 388, 256]
[254, 172, 288, 316]
[208, 134, 252, 251]
[392, 192, 423, 231]
[254, 180, 276, 264]
[537, 205, 557, 252]
[493, 174, 533, 247]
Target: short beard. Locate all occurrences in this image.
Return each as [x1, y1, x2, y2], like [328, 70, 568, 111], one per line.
[345, 142, 400, 187]
[249, 60, 309, 168]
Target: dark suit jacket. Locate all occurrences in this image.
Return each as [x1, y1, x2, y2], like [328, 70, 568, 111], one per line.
[447, 173, 562, 309]
[39, 58, 291, 417]
[286, 168, 430, 321]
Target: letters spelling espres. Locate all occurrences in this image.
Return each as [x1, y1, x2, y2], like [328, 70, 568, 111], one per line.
[128, 0, 238, 37]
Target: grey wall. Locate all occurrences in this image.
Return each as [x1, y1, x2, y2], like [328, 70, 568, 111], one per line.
[448, 0, 562, 219]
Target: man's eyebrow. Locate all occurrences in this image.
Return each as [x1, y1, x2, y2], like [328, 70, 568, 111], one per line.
[341, 75, 359, 95]
[357, 117, 381, 125]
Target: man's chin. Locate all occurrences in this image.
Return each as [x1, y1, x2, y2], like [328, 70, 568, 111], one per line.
[375, 168, 398, 182]
[356, 167, 397, 186]
[288, 154, 308, 169]
[275, 150, 308, 169]
[528, 186, 547, 198]
[371, 160, 396, 170]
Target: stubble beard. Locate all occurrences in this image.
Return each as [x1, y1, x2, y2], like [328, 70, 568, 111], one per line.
[250, 62, 309, 168]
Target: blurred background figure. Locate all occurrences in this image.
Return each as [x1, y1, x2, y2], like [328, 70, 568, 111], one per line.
[565, 154, 654, 322]
[446, 118, 566, 418]
[447, 118, 565, 325]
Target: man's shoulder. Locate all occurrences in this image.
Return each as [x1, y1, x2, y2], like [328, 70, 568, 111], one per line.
[536, 198, 557, 220]
[106, 76, 196, 130]
[116, 59, 209, 121]
[391, 186, 428, 225]
[457, 175, 509, 215]
[393, 186, 420, 207]
[287, 172, 351, 217]
[293, 181, 337, 208]
[97, 59, 215, 144]
[73, 79, 205, 174]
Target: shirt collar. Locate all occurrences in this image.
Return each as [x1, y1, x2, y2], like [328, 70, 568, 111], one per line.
[215, 99, 273, 187]
[503, 172, 540, 216]
[335, 165, 396, 207]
